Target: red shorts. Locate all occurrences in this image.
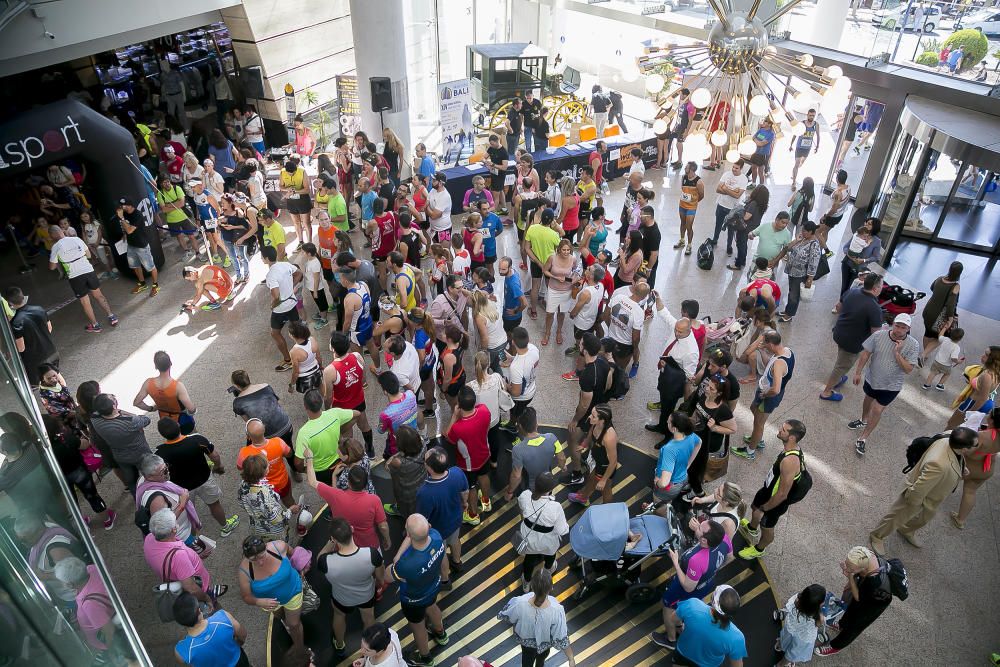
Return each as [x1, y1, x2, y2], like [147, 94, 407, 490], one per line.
[275, 478, 291, 498]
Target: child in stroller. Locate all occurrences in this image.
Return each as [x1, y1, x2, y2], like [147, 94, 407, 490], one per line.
[568, 502, 681, 602]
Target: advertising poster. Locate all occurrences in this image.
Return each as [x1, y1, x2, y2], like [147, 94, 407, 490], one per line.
[438, 79, 474, 164]
[336, 75, 361, 138]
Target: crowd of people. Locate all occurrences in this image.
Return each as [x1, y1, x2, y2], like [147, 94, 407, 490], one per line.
[4, 92, 999, 667]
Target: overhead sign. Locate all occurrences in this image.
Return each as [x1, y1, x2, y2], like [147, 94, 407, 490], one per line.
[438, 79, 474, 163]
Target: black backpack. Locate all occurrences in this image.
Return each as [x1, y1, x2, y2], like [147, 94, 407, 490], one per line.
[607, 362, 630, 400]
[697, 238, 715, 271]
[881, 556, 910, 601]
[134, 492, 165, 536]
[784, 451, 813, 504]
[903, 433, 946, 473]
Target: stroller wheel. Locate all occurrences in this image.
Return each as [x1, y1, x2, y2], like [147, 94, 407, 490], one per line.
[573, 585, 589, 601]
[625, 583, 657, 604]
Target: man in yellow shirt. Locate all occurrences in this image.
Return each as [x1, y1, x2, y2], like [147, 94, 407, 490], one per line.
[260, 210, 287, 260]
[522, 208, 562, 319]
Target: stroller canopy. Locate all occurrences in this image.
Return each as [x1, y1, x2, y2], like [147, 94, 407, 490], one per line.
[570, 502, 629, 560]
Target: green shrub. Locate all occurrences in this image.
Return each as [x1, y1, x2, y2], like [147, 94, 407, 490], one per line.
[915, 51, 940, 67]
[942, 29, 989, 71]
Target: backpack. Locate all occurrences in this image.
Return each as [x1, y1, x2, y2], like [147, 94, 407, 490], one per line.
[903, 433, 946, 473]
[607, 361, 630, 400]
[784, 451, 813, 504]
[696, 238, 715, 271]
[134, 492, 165, 536]
[881, 556, 910, 601]
[724, 206, 747, 233]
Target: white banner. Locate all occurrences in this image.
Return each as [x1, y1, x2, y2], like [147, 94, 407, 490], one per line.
[438, 79, 474, 164]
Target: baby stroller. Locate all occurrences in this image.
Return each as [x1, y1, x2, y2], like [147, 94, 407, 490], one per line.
[878, 282, 926, 325]
[567, 502, 680, 603]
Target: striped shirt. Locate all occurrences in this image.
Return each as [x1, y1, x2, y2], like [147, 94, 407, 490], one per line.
[862, 330, 920, 391]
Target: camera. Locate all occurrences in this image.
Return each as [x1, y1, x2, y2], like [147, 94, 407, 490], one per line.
[44, 31, 56, 40]
[226, 386, 240, 396]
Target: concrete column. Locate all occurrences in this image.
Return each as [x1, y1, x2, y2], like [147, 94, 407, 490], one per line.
[349, 0, 411, 152]
[803, 0, 849, 50]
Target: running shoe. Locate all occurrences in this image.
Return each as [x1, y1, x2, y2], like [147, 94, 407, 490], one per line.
[375, 580, 390, 601]
[332, 639, 346, 657]
[131, 282, 149, 294]
[212, 255, 222, 264]
[479, 495, 492, 513]
[673, 240, 685, 250]
[201, 302, 223, 311]
[647, 401, 661, 411]
[449, 558, 464, 573]
[275, 361, 293, 372]
[934, 384, 946, 391]
[462, 511, 480, 526]
[742, 435, 765, 449]
[731, 446, 755, 461]
[629, 362, 639, 379]
[684, 244, 692, 255]
[561, 372, 578, 381]
[108, 314, 119, 327]
[439, 579, 453, 591]
[223, 257, 232, 268]
[738, 544, 766, 560]
[313, 319, 329, 330]
[422, 408, 436, 418]
[220, 515, 240, 537]
[383, 503, 400, 517]
[847, 419, 867, 430]
[815, 646, 840, 657]
[921, 384, 931, 390]
[561, 470, 585, 486]
[777, 313, 792, 322]
[565, 346, 578, 356]
[403, 650, 435, 666]
[150, 283, 159, 297]
[85, 323, 103, 333]
[567, 492, 590, 507]
[738, 518, 761, 541]
[855, 439, 866, 456]
[428, 628, 449, 646]
[650, 632, 676, 650]
[103, 509, 117, 530]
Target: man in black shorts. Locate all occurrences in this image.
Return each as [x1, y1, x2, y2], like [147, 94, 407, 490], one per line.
[317, 518, 382, 657]
[48, 226, 119, 333]
[389, 514, 448, 666]
[483, 134, 510, 214]
[738, 420, 809, 560]
[563, 332, 611, 486]
[667, 88, 692, 169]
[261, 246, 302, 372]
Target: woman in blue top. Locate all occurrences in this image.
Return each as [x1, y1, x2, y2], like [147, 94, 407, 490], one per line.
[580, 206, 609, 256]
[237, 536, 304, 651]
[173, 592, 250, 666]
[207, 129, 241, 189]
[407, 308, 440, 417]
[649, 412, 701, 513]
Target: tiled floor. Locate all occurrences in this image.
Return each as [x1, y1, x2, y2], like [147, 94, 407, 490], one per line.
[7, 137, 999, 666]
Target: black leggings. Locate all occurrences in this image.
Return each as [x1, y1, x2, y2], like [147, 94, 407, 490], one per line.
[522, 552, 556, 581]
[687, 430, 710, 495]
[311, 288, 330, 314]
[830, 598, 890, 649]
[487, 424, 506, 463]
[521, 646, 551, 667]
[65, 467, 107, 514]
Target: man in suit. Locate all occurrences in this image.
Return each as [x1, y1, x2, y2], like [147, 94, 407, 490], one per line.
[869, 427, 979, 554]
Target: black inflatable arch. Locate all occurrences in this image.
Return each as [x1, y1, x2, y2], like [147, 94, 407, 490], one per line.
[0, 99, 164, 270]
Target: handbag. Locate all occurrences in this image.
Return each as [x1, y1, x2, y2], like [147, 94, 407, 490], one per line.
[931, 311, 956, 335]
[813, 253, 831, 281]
[800, 284, 815, 301]
[497, 378, 515, 421]
[299, 574, 320, 614]
[152, 548, 182, 622]
[724, 206, 746, 232]
[705, 442, 730, 483]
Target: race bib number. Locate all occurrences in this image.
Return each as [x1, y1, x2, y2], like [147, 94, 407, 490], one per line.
[681, 192, 693, 203]
[504, 173, 516, 187]
[799, 137, 812, 148]
[319, 247, 332, 259]
[203, 218, 218, 230]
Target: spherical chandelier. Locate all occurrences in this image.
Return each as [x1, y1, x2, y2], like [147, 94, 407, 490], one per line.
[636, 0, 852, 163]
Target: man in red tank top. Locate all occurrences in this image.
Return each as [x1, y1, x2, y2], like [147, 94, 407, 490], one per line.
[132, 351, 197, 433]
[589, 140, 607, 207]
[322, 332, 375, 456]
[369, 198, 399, 291]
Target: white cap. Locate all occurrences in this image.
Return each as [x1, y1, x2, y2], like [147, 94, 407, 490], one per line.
[893, 313, 911, 327]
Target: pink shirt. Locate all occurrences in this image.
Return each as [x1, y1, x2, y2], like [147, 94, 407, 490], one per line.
[76, 565, 114, 649]
[143, 534, 211, 591]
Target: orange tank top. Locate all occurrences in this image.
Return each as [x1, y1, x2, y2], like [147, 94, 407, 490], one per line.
[317, 226, 338, 270]
[147, 378, 182, 419]
[680, 175, 700, 211]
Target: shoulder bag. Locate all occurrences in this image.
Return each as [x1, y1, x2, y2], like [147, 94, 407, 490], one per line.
[152, 548, 183, 622]
[509, 500, 547, 555]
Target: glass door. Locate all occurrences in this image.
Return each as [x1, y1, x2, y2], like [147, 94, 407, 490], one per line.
[827, 95, 887, 195]
[935, 162, 1000, 251]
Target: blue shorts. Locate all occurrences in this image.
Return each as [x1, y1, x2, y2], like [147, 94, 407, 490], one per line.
[352, 325, 373, 347]
[752, 389, 782, 414]
[679, 207, 696, 219]
[958, 397, 994, 413]
[756, 295, 780, 310]
[662, 577, 701, 609]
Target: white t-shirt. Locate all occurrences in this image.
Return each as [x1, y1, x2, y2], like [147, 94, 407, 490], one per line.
[360, 628, 407, 667]
[50, 236, 94, 278]
[266, 262, 298, 313]
[140, 486, 192, 542]
[507, 344, 540, 402]
[934, 337, 962, 367]
[427, 187, 453, 232]
[717, 171, 749, 210]
[244, 114, 264, 143]
[452, 249, 471, 280]
[572, 284, 605, 331]
[629, 160, 646, 177]
[304, 257, 330, 295]
[607, 286, 644, 345]
[391, 342, 422, 392]
[204, 171, 225, 199]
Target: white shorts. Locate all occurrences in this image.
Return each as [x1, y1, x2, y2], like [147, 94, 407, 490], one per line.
[190, 475, 222, 505]
[545, 287, 573, 314]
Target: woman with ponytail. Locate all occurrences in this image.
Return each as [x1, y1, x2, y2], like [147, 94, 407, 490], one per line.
[498, 566, 576, 667]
